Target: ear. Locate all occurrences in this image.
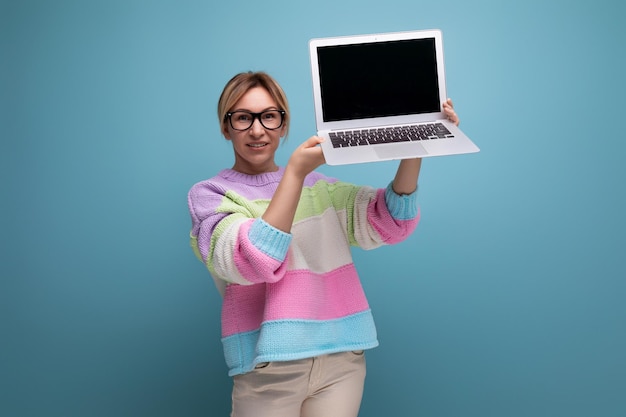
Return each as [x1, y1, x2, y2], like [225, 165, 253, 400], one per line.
[222, 124, 231, 140]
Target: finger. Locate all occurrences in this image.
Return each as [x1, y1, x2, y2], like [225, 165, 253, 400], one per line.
[302, 135, 325, 148]
[444, 107, 457, 119]
[442, 99, 459, 126]
[448, 114, 459, 126]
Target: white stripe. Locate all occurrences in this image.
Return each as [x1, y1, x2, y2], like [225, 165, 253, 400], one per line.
[289, 208, 354, 273]
[352, 187, 383, 249]
[212, 218, 253, 286]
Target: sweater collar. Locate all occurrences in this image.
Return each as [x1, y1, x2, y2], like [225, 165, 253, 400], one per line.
[218, 167, 285, 186]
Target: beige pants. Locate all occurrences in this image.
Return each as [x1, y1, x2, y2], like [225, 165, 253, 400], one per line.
[231, 350, 367, 417]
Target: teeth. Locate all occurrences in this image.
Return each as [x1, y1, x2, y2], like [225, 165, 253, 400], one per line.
[249, 143, 266, 148]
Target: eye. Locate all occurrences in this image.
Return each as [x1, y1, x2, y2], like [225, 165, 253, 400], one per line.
[262, 111, 278, 120]
[235, 112, 251, 122]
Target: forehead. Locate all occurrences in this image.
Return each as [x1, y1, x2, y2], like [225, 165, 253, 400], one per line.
[233, 86, 277, 111]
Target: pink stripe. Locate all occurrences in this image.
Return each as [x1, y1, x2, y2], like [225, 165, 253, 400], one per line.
[368, 189, 419, 244]
[221, 265, 369, 337]
[232, 221, 286, 284]
[221, 283, 266, 337]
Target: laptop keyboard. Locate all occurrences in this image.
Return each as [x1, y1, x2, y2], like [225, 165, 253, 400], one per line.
[328, 122, 454, 148]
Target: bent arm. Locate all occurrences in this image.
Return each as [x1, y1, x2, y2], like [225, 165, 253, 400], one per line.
[391, 98, 460, 195]
[392, 158, 422, 195]
[261, 167, 306, 232]
[262, 136, 326, 232]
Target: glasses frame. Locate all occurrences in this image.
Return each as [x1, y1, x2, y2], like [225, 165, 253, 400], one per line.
[225, 110, 286, 131]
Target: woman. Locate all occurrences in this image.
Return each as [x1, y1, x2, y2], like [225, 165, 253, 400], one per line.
[187, 71, 460, 417]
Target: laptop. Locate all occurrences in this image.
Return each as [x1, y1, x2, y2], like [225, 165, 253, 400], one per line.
[308, 29, 480, 165]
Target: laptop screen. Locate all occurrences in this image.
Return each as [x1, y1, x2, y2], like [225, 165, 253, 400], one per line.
[316, 38, 441, 123]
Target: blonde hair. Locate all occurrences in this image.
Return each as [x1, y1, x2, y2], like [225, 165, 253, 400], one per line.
[217, 71, 290, 138]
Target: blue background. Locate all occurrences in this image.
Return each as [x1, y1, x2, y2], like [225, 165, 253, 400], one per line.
[2, 0, 625, 416]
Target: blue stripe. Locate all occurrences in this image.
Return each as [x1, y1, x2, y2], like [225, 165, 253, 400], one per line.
[384, 182, 419, 220]
[222, 310, 378, 376]
[248, 218, 292, 261]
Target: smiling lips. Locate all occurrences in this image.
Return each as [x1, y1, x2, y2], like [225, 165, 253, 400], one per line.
[248, 143, 268, 148]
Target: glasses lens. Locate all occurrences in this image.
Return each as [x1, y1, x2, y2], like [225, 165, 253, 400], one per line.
[229, 112, 253, 130]
[228, 111, 284, 131]
[259, 110, 283, 130]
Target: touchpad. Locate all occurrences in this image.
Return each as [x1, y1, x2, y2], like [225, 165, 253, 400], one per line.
[374, 142, 428, 160]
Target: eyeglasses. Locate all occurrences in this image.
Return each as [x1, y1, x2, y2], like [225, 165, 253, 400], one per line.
[225, 110, 286, 131]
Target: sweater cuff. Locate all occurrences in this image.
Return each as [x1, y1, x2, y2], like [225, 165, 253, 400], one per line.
[384, 182, 419, 220]
[248, 218, 292, 262]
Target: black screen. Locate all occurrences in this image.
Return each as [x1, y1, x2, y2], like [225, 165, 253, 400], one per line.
[317, 38, 440, 122]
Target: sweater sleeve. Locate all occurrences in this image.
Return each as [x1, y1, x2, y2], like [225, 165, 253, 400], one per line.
[329, 180, 420, 250]
[188, 182, 292, 287]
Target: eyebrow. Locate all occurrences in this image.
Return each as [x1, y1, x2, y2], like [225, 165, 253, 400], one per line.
[230, 107, 280, 113]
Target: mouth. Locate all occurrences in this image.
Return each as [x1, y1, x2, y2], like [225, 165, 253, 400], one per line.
[247, 143, 268, 148]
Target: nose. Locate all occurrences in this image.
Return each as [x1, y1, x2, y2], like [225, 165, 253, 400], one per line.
[249, 116, 265, 135]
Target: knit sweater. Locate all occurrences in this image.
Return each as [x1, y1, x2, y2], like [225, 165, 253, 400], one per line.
[187, 167, 419, 376]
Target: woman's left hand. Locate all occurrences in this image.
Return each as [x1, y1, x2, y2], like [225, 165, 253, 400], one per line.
[443, 98, 460, 126]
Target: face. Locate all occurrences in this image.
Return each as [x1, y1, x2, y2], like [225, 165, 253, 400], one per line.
[223, 86, 286, 175]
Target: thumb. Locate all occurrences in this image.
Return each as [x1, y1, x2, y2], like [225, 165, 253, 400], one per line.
[302, 135, 325, 149]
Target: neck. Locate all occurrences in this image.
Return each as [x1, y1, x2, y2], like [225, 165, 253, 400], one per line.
[232, 161, 279, 175]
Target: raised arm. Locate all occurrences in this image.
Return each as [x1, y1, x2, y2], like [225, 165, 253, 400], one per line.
[391, 98, 460, 195]
[262, 136, 326, 232]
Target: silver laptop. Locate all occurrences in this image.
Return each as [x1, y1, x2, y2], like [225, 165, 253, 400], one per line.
[309, 29, 480, 165]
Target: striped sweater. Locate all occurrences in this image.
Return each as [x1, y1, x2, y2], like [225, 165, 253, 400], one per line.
[187, 167, 419, 376]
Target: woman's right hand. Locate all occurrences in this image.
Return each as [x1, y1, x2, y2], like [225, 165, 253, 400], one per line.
[286, 136, 327, 178]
